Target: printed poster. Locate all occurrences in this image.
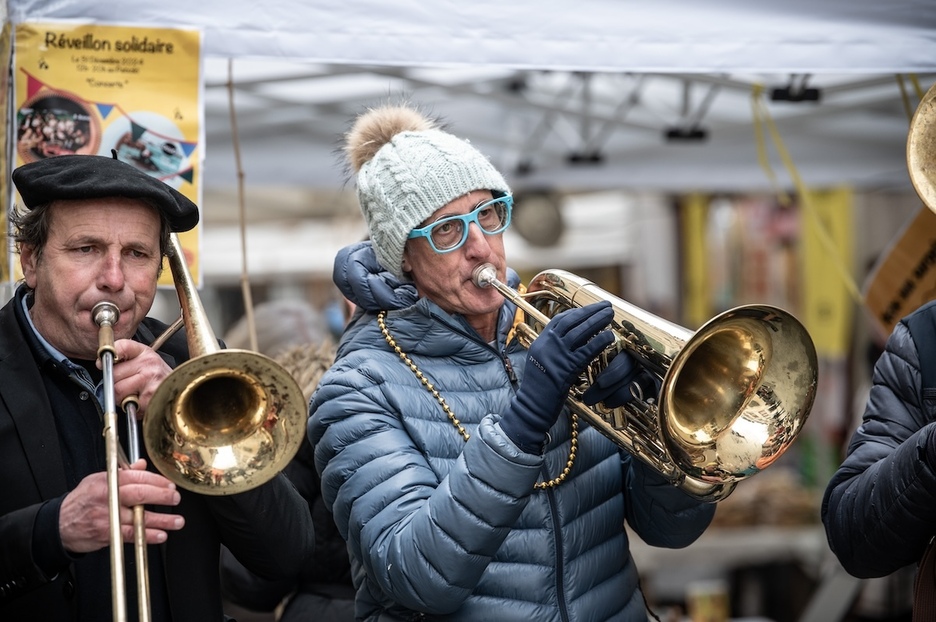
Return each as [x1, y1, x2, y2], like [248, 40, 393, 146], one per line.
[11, 21, 203, 286]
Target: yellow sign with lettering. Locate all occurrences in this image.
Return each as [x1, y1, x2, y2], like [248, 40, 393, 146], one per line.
[10, 21, 202, 286]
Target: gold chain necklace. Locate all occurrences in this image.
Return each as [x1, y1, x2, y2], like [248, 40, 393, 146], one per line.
[377, 310, 577, 490]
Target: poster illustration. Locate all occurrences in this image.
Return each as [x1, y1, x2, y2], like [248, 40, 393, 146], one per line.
[11, 21, 203, 286]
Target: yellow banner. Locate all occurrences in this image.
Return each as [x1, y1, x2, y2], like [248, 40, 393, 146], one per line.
[801, 187, 854, 357]
[11, 21, 202, 286]
[681, 193, 710, 328]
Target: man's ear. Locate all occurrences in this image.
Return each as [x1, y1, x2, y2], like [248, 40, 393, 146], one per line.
[20, 245, 38, 288]
[401, 249, 411, 274]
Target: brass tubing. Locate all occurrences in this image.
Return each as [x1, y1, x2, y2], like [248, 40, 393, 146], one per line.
[471, 263, 818, 503]
[471, 264, 551, 326]
[92, 301, 128, 622]
[121, 396, 151, 622]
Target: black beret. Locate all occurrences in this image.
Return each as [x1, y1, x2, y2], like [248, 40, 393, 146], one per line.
[12, 154, 199, 232]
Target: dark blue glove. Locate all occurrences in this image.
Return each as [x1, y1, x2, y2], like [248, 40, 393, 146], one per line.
[500, 301, 615, 453]
[580, 350, 647, 408]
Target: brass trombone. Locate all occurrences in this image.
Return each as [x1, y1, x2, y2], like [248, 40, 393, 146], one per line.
[473, 263, 818, 502]
[94, 233, 307, 621]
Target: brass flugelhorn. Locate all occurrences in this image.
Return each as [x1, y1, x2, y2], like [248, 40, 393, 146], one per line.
[473, 264, 818, 502]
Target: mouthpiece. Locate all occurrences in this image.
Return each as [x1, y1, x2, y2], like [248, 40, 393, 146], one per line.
[92, 301, 120, 328]
[93, 301, 120, 359]
[470, 263, 552, 327]
[472, 263, 497, 288]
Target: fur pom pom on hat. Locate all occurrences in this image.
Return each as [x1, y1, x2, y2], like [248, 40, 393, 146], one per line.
[345, 104, 510, 279]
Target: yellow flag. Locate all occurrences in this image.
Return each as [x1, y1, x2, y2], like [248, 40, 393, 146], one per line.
[801, 187, 854, 357]
[681, 193, 710, 328]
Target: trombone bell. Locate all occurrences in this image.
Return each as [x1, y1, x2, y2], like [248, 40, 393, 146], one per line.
[143, 234, 306, 495]
[144, 348, 306, 495]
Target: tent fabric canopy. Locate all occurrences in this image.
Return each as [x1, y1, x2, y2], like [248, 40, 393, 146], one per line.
[6, 1, 936, 283]
[6, 1, 936, 195]
[7, 0, 936, 72]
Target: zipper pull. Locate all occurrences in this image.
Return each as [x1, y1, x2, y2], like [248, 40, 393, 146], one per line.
[503, 353, 518, 384]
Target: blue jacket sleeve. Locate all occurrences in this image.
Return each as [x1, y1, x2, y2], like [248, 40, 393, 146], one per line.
[206, 472, 316, 582]
[623, 457, 716, 548]
[309, 371, 544, 614]
[822, 320, 936, 578]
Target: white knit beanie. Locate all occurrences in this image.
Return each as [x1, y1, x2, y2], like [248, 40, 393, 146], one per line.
[346, 105, 510, 279]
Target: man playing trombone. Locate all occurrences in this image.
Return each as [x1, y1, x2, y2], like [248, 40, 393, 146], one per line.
[0, 154, 314, 621]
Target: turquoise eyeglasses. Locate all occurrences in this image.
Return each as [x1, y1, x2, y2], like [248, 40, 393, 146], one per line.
[408, 195, 513, 254]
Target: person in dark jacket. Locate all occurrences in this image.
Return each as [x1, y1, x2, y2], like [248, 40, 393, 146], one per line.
[307, 103, 716, 621]
[0, 154, 315, 622]
[823, 300, 936, 587]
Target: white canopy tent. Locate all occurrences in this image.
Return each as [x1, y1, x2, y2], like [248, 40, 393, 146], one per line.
[5, 1, 936, 280]
[8, 0, 934, 71]
[7, 0, 936, 193]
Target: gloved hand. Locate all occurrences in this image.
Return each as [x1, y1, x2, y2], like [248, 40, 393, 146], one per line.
[500, 301, 615, 453]
[581, 350, 647, 408]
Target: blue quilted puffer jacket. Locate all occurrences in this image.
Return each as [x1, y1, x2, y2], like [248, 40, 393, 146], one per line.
[823, 302, 936, 578]
[308, 242, 716, 621]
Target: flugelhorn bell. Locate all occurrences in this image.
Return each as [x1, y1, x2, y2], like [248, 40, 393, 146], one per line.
[143, 234, 306, 495]
[908, 82, 936, 213]
[474, 264, 818, 502]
